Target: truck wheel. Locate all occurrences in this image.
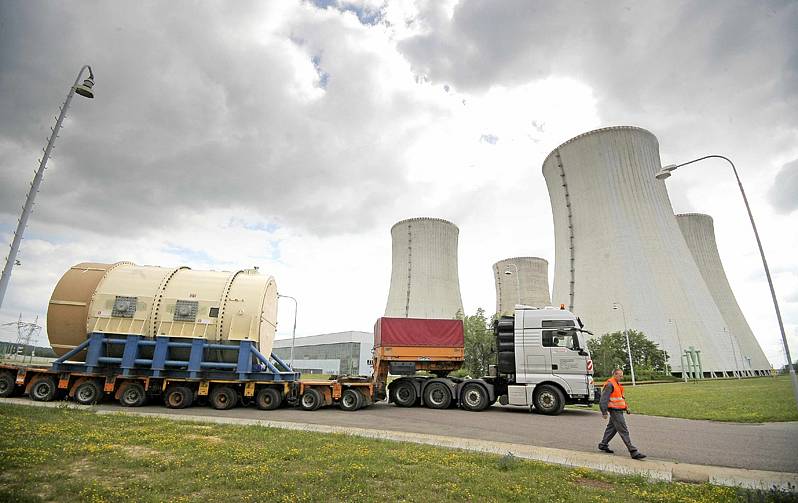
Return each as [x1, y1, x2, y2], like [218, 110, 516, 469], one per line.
[255, 387, 282, 410]
[391, 381, 417, 407]
[0, 371, 17, 398]
[423, 382, 452, 409]
[164, 386, 194, 409]
[300, 388, 323, 411]
[74, 380, 103, 405]
[460, 383, 489, 412]
[119, 382, 147, 407]
[339, 388, 364, 411]
[533, 384, 565, 415]
[30, 376, 57, 402]
[210, 386, 238, 410]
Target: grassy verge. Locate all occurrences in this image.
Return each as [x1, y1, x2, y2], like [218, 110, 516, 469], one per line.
[0, 404, 778, 503]
[621, 375, 797, 422]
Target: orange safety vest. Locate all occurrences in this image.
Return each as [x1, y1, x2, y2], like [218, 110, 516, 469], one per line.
[604, 377, 627, 410]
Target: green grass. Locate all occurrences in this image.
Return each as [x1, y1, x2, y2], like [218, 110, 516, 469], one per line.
[621, 376, 798, 422]
[0, 404, 778, 503]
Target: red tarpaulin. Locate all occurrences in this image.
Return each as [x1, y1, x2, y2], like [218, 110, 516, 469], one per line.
[374, 317, 464, 348]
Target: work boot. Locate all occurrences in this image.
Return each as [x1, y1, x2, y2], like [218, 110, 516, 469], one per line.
[598, 445, 614, 454]
[631, 452, 647, 460]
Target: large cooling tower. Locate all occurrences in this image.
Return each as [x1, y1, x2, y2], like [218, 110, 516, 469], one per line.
[543, 126, 738, 373]
[493, 257, 551, 314]
[676, 213, 771, 373]
[384, 218, 463, 319]
[48, 262, 278, 361]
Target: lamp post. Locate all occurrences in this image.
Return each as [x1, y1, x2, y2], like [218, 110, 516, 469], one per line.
[656, 155, 798, 408]
[667, 318, 688, 383]
[503, 263, 521, 306]
[0, 65, 95, 311]
[612, 302, 636, 385]
[278, 294, 298, 366]
[722, 327, 742, 379]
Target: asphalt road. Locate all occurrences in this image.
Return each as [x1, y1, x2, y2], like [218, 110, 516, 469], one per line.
[72, 400, 798, 473]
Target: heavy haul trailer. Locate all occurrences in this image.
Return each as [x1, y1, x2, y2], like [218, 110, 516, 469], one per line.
[371, 306, 599, 415]
[0, 332, 301, 410]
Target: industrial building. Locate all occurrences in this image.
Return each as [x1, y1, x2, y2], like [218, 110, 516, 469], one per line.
[384, 217, 464, 319]
[677, 213, 770, 374]
[493, 257, 552, 314]
[543, 126, 742, 375]
[272, 331, 373, 376]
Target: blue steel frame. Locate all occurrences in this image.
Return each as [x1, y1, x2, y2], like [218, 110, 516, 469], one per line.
[51, 332, 299, 381]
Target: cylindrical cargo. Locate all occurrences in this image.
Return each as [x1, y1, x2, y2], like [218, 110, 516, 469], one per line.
[47, 262, 278, 361]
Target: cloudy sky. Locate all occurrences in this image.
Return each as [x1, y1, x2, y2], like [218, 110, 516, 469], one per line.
[0, 0, 796, 365]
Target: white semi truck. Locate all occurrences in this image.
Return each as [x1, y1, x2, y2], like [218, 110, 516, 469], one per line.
[386, 305, 599, 415]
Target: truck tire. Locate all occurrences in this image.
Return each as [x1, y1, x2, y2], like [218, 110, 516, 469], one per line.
[164, 386, 194, 409]
[390, 381, 417, 407]
[30, 375, 57, 402]
[255, 387, 282, 410]
[0, 371, 17, 398]
[460, 383, 489, 412]
[210, 386, 238, 410]
[119, 382, 147, 407]
[339, 388, 363, 411]
[533, 384, 565, 415]
[300, 388, 323, 411]
[423, 382, 452, 409]
[74, 380, 103, 405]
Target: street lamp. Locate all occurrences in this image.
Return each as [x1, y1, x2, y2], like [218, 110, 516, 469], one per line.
[656, 155, 798, 408]
[278, 294, 298, 366]
[0, 65, 95, 310]
[503, 263, 521, 306]
[612, 302, 636, 385]
[667, 319, 688, 383]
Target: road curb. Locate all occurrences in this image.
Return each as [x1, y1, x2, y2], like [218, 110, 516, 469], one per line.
[3, 398, 796, 492]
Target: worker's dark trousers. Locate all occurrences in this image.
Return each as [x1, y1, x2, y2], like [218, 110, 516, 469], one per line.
[599, 409, 638, 453]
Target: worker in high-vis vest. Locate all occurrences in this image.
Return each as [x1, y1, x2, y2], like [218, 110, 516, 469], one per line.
[598, 368, 646, 459]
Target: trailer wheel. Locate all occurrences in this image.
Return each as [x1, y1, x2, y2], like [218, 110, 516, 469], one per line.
[164, 386, 194, 409]
[423, 382, 452, 409]
[533, 384, 565, 415]
[119, 382, 147, 407]
[460, 383, 489, 412]
[0, 371, 17, 398]
[391, 381, 417, 407]
[339, 388, 364, 411]
[210, 386, 238, 410]
[255, 387, 282, 410]
[30, 375, 57, 402]
[74, 380, 103, 405]
[299, 388, 323, 411]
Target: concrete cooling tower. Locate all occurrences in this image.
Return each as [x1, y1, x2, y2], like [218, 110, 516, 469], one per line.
[493, 257, 551, 314]
[384, 217, 464, 319]
[676, 213, 771, 374]
[542, 126, 738, 374]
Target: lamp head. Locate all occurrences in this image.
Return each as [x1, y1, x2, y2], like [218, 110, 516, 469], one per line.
[612, 303, 620, 311]
[504, 268, 512, 276]
[655, 164, 678, 180]
[75, 77, 95, 98]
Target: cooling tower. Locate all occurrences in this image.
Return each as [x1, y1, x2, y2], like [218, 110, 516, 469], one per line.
[676, 213, 771, 373]
[384, 217, 464, 319]
[48, 262, 278, 361]
[493, 257, 551, 314]
[542, 126, 737, 374]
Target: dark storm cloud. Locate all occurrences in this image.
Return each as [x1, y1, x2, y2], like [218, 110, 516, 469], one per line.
[0, 1, 414, 237]
[769, 159, 798, 214]
[398, 0, 798, 165]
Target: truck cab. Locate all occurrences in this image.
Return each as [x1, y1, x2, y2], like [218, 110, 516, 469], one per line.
[494, 306, 597, 414]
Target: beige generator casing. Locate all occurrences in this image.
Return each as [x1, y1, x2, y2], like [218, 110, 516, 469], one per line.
[47, 262, 278, 361]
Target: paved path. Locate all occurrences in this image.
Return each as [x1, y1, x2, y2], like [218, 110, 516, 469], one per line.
[7, 397, 793, 473]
